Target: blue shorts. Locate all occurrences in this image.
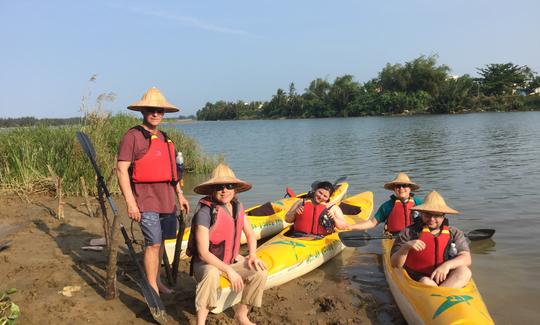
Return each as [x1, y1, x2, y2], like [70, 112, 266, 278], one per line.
[140, 212, 177, 247]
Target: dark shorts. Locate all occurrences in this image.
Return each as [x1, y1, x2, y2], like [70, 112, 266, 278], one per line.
[405, 267, 429, 282]
[140, 211, 177, 247]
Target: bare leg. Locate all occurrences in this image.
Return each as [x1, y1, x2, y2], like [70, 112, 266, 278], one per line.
[157, 244, 174, 294]
[441, 266, 472, 288]
[196, 307, 210, 325]
[419, 276, 438, 286]
[234, 304, 256, 325]
[143, 243, 161, 295]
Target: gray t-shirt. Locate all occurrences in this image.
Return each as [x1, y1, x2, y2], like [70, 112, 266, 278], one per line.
[192, 205, 213, 229]
[391, 225, 470, 255]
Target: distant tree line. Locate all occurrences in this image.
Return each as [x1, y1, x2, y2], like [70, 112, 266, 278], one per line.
[0, 116, 81, 128]
[196, 55, 540, 120]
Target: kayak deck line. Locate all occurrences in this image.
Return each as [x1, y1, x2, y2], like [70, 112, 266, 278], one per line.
[164, 183, 349, 262]
[210, 191, 374, 313]
[382, 238, 494, 324]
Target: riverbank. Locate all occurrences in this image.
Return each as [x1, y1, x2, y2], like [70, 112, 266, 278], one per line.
[0, 194, 392, 324]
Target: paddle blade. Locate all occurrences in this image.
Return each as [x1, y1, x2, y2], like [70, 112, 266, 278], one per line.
[285, 187, 296, 198]
[338, 231, 371, 247]
[333, 176, 347, 186]
[467, 229, 495, 241]
[76, 131, 96, 160]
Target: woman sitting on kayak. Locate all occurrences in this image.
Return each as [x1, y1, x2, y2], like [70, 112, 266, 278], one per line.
[347, 172, 422, 234]
[285, 181, 348, 238]
[187, 164, 267, 325]
[390, 191, 472, 288]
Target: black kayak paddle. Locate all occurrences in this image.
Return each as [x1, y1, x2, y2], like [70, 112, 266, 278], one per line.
[338, 228, 496, 247]
[76, 131, 168, 324]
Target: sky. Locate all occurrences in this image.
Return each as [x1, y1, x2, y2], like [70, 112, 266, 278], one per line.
[1, 0, 539, 118]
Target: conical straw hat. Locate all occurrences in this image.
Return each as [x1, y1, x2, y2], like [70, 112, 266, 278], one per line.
[127, 87, 179, 112]
[411, 190, 459, 215]
[383, 172, 420, 191]
[194, 163, 252, 195]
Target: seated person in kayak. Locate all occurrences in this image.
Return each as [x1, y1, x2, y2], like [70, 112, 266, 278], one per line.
[390, 191, 471, 289]
[187, 164, 267, 325]
[285, 181, 348, 237]
[348, 172, 422, 234]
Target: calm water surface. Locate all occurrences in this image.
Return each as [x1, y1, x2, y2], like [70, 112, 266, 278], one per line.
[176, 112, 540, 324]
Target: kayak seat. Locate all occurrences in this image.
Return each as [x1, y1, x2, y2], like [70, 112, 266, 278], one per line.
[247, 202, 276, 216]
[283, 229, 324, 240]
[339, 202, 362, 215]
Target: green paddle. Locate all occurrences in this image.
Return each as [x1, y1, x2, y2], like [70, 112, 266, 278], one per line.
[338, 228, 495, 247]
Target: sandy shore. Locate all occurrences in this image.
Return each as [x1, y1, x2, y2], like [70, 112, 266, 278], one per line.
[0, 195, 397, 324]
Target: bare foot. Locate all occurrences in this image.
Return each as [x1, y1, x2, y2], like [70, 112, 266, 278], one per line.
[234, 315, 256, 325]
[157, 279, 174, 295]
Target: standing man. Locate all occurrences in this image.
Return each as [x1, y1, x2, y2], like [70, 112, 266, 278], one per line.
[117, 87, 190, 295]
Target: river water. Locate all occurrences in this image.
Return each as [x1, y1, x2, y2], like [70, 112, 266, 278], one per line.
[175, 112, 540, 324]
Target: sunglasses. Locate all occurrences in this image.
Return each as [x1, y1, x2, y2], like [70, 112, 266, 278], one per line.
[214, 184, 235, 191]
[394, 184, 410, 189]
[422, 213, 445, 219]
[143, 108, 165, 115]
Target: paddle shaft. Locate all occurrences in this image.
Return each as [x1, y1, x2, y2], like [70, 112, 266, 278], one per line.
[339, 228, 495, 247]
[76, 132, 166, 318]
[171, 211, 186, 285]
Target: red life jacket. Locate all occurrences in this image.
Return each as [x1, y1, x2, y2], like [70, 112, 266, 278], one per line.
[186, 197, 244, 265]
[293, 200, 332, 236]
[130, 126, 178, 184]
[386, 197, 416, 234]
[404, 221, 451, 276]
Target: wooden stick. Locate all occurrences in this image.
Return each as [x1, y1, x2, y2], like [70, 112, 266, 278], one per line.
[80, 176, 94, 218]
[47, 165, 64, 220]
[57, 177, 64, 220]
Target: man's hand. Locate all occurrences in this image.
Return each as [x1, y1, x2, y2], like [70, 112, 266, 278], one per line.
[431, 263, 451, 284]
[405, 239, 426, 252]
[178, 193, 190, 215]
[127, 201, 141, 222]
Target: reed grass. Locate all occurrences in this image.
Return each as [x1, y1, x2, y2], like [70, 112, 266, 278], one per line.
[0, 112, 220, 196]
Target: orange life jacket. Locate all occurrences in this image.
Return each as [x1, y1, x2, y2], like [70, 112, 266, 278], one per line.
[130, 126, 178, 184]
[386, 197, 416, 234]
[293, 200, 333, 236]
[404, 220, 451, 276]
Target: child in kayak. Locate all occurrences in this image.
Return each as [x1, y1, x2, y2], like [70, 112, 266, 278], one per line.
[187, 164, 267, 325]
[390, 191, 472, 288]
[347, 172, 422, 234]
[285, 181, 348, 238]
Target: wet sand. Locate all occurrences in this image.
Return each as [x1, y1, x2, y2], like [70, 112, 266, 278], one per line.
[0, 195, 390, 324]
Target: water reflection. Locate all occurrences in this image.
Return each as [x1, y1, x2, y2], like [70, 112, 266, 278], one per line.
[176, 112, 540, 324]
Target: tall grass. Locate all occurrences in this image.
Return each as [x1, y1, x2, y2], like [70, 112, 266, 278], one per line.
[0, 112, 220, 196]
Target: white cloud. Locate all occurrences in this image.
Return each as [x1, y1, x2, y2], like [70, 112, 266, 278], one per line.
[110, 3, 248, 35]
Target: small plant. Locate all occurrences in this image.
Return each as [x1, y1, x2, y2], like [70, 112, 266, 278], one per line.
[0, 288, 19, 325]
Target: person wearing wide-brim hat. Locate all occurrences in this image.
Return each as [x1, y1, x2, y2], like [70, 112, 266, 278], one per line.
[117, 87, 190, 296]
[390, 191, 472, 289]
[186, 163, 267, 325]
[348, 172, 422, 234]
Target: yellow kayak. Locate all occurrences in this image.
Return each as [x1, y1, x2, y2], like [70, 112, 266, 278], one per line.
[210, 191, 373, 313]
[382, 238, 494, 324]
[164, 182, 349, 262]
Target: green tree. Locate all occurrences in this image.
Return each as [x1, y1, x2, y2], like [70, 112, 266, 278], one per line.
[431, 75, 474, 113]
[328, 75, 361, 117]
[379, 55, 449, 97]
[302, 78, 332, 117]
[477, 63, 529, 96]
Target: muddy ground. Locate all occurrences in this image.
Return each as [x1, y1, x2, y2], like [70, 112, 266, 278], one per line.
[0, 195, 401, 324]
